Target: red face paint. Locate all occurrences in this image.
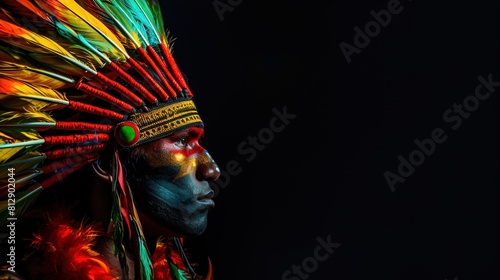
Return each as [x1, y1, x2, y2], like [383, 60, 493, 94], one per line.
[132, 126, 206, 177]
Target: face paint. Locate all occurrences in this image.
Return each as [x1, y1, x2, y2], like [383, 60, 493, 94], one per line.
[125, 126, 220, 237]
[136, 127, 206, 180]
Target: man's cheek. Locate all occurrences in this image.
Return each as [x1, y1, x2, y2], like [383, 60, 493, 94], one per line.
[147, 165, 183, 183]
[174, 158, 197, 180]
[142, 149, 180, 169]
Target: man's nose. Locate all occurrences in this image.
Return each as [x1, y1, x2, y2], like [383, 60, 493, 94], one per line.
[196, 151, 221, 182]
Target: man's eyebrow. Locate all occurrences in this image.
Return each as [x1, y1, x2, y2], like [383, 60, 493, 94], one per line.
[172, 127, 204, 138]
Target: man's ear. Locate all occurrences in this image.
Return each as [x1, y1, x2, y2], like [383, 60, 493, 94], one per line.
[91, 161, 112, 184]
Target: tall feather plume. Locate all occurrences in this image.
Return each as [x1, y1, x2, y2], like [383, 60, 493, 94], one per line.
[144, 0, 166, 43]
[31, 0, 165, 104]
[92, 0, 146, 50]
[0, 113, 45, 227]
[0, 18, 96, 76]
[75, 0, 137, 50]
[117, 0, 158, 46]
[49, 15, 156, 105]
[1, 0, 108, 70]
[125, 0, 190, 94]
[34, 0, 128, 63]
[80, 0, 176, 100]
[128, 0, 166, 46]
[0, 18, 147, 108]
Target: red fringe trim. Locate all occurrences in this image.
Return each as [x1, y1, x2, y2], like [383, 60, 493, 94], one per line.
[55, 122, 113, 132]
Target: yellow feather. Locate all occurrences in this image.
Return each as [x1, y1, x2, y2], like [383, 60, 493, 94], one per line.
[0, 111, 56, 129]
[0, 151, 46, 178]
[34, 0, 129, 62]
[0, 135, 22, 164]
[0, 76, 69, 112]
[0, 19, 95, 76]
[0, 61, 74, 89]
[0, 130, 42, 164]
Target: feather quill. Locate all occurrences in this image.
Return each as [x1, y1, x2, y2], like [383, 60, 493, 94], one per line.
[93, 0, 145, 49]
[0, 60, 74, 89]
[0, 19, 144, 106]
[75, 0, 137, 50]
[0, 111, 56, 130]
[128, 0, 165, 45]
[0, 76, 69, 112]
[0, 130, 42, 166]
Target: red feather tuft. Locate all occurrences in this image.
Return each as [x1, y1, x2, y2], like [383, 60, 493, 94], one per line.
[152, 238, 173, 280]
[29, 211, 118, 280]
[169, 238, 186, 270]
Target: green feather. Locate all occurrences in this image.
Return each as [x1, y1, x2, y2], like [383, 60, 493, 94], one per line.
[132, 0, 166, 44]
[138, 233, 154, 280]
[169, 262, 189, 280]
[53, 20, 108, 66]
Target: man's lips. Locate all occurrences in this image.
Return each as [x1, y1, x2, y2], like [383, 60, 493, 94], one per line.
[197, 198, 215, 210]
[197, 190, 215, 209]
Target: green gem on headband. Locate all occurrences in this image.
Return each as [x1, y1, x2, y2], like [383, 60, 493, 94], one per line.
[115, 121, 140, 147]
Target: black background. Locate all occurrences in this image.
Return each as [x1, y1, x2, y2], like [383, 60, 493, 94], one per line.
[162, 1, 499, 279]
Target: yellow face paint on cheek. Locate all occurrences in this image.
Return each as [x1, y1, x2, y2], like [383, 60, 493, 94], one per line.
[144, 150, 197, 180]
[174, 157, 197, 180]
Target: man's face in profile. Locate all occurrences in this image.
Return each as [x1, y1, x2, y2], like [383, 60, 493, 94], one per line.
[124, 126, 220, 237]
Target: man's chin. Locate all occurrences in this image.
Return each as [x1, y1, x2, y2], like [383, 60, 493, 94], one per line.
[157, 222, 207, 238]
[173, 218, 208, 237]
[138, 210, 208, 238]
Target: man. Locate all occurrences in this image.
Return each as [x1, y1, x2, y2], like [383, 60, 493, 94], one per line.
[0, 0, 220, 279]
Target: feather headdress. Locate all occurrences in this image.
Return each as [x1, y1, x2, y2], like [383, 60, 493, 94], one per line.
[0, 0, 206, 279]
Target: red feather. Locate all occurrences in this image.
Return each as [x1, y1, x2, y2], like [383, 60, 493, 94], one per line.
[152, 237, 193, 280]
[29, 210, 118, 280]
[152, 238, 173, 280]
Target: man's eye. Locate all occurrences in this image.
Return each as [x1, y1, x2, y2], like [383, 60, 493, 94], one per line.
[175, 137, 188, 147]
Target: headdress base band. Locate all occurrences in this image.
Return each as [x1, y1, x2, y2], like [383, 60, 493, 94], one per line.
[116, 100, 203, 147]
